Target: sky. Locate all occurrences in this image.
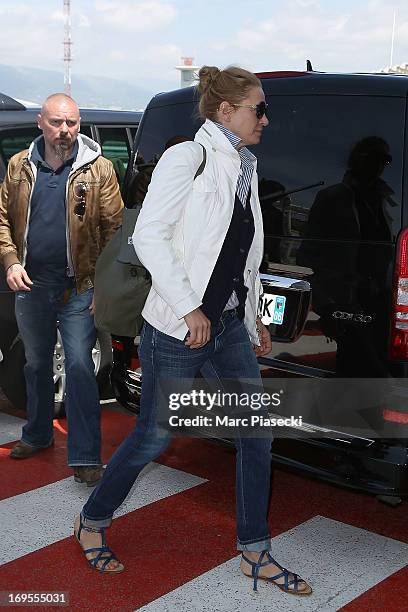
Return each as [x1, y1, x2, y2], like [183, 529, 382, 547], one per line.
[1, 0, 408, 98]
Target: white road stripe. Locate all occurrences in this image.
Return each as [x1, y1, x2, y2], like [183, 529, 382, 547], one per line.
[139, 516, 408, 612]
[0, 463, 207, 566]
[0, 412, 24, 445]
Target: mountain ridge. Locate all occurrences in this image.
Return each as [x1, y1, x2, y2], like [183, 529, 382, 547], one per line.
[0, 64, 153, 110]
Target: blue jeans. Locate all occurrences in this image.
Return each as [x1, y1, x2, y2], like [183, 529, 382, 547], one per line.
[14, 283, 101, 466]
[82, 310, 273, 551]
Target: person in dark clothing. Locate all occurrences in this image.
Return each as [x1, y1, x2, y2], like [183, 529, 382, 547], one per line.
[0, 93, 123, 485]
[297, 136, 394, 376]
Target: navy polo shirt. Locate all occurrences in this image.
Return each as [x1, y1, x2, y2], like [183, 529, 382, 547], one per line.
[25, 138, 78, 286]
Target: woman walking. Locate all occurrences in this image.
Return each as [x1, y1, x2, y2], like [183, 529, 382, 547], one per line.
[75, 65, 312, 597]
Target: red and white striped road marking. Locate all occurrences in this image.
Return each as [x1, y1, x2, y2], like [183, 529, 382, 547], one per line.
[0, 463, 206, 566]
[139, 516, 408, 612]
[1, 408, 407, 611]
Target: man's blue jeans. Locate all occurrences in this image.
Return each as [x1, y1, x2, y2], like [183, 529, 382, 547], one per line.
[14, 284, 101, 466]
[82, 310, 273, 551]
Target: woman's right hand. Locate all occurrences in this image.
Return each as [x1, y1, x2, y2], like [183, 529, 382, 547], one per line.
[184, 308, 211, 348]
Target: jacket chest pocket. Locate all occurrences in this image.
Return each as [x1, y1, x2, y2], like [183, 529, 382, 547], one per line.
[190, 175, 218, 224]
[71, 179, 102, 193]
[83, 180, 102, 187]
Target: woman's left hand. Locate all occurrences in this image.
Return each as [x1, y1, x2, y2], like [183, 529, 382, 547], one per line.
[253, 317, 272, 356]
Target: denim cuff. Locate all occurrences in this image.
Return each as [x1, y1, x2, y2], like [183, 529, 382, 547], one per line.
[81, 511, 112, 529]
[237, 536, 271, 552]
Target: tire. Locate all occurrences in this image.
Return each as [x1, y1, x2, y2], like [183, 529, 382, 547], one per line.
[0, 330, 113, 417]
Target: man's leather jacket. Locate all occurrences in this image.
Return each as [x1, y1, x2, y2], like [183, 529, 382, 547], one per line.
[0, 134, 123, 293]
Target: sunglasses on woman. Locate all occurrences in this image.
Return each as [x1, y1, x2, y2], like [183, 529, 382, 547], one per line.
[233, 101, 268, 119]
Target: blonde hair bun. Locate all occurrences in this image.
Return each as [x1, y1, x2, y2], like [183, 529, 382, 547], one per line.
[196, 65, 261, 121]
[197, 66, 221, 96]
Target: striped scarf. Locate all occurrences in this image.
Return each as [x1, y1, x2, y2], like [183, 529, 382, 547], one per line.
[214, 122, 255, 208]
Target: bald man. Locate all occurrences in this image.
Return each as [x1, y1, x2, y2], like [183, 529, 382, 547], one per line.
[0, 93, 123, 485]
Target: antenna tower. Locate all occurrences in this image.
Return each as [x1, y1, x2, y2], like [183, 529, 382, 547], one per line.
[63, 0, 73, 96]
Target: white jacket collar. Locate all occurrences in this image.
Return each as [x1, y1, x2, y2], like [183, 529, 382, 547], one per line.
[195, 119, 241, 159]
[194, 119, 257, 172]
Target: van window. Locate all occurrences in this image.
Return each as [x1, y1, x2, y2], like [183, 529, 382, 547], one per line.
[132, 94, 404, 247]
[126, 103, 200, 207]
[134, 103, 199, 168]
[256, 95, 404, 248]
[79, 125, 92, 138]
[97, 126, 131, 186]
[0, 127, 41, 165]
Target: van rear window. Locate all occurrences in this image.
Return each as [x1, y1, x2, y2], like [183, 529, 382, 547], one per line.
[130, 94, 404, 246]
[257, 94, 404, 244]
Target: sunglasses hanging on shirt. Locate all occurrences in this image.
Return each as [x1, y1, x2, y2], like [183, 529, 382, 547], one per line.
[73, 182, 87, 218]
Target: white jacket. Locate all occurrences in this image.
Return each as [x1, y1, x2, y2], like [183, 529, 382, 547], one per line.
[133, 119, 264, 344]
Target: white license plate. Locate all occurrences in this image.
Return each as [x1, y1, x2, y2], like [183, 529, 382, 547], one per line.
[259, 293, 286, 325]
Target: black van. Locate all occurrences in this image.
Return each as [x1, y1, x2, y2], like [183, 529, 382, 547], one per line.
[0, 93, 142, 413]
[115, 71, 408, 503]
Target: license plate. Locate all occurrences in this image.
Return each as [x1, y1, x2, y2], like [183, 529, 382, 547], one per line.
[259, 293, 286, 326]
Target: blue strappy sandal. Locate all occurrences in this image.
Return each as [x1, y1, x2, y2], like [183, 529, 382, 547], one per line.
[74, 515, 124, 574]
[242, 551, 312, 595]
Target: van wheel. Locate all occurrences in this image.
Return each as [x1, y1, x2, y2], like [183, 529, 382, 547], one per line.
[0, 331, 112, 417]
